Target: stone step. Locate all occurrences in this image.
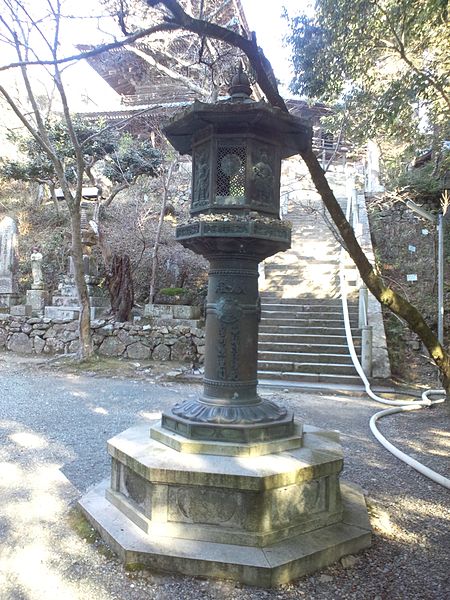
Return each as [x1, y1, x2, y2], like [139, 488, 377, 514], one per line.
[258, 342, 360, 354]
[259, 332, 361, 345]
[261, 308, 357, 317]
[265, 260, 340, 268]
[261, 292, 358, 312]
[264, 272, 340, 280]
[260, 310, 357, 321]
[260, 296, 354, 305]
[257, 370, 362, 385]
[261, 302, 357, 311]
[259, 323, 360, 343]
[260, 313, 357, 323]
[259, 319, 358, 335]
[257, 360, 358, 376]
[256, 173, 364, 385]
[258, 351, 355, 365]
[259, 325, 355, 336]
[262, 293, 359, 302]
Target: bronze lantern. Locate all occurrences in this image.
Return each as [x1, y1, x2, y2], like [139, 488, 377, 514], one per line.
[162, 70, 312, 444]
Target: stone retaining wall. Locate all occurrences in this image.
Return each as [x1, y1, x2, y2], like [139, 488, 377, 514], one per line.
[0, 316, 205, 363]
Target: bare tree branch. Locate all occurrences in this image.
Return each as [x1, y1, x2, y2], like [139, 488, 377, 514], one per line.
[146, 0, 286, 109]
[0, 23, 178, 73]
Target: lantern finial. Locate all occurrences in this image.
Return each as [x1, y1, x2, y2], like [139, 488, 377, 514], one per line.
[228, 63, 252, 100]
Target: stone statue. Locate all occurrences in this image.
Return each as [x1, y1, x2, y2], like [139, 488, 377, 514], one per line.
[30, 247, 44, 289]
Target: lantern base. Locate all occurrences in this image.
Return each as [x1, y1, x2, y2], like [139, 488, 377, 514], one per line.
[150, 421, 303, 457]
[79, 421, 371, 587]
[161, 397, 295, 444]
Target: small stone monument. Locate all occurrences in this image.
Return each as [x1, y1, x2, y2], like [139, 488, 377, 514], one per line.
[0, 216, 20, 309]
[26, 247, 49, 315]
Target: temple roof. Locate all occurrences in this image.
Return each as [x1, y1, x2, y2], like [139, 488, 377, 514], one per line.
[78, 0, 250, 107]
[76, 2, 329, 133]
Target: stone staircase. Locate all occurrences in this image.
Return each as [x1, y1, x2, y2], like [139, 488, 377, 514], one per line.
[258, 297, 361, 386]
[258, 162, 362, 387]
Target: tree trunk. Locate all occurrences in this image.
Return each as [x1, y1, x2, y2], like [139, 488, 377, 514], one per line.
[109, 253, 134, 322]
[70, 205, 94, 359]
[149, 159, 175, 304]
[300, 146, 450, 394]
[149, 192, 168, 304]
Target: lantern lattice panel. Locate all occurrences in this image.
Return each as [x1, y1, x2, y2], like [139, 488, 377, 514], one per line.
[216, 144, 246, 203]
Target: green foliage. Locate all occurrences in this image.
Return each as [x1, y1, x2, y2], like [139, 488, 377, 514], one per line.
[0, 118, 161, 190]
[2, 131, 57, 183]
[102, 133, 161, 184]
[159, 287, 187, 296]
[124, 563, 147, 572]
[156, 284, 207, 307]
[67, 507, 100, 544]
[286, 0, 449, 145]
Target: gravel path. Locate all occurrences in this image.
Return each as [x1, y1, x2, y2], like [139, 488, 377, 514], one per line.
[0, 353, 448, 600]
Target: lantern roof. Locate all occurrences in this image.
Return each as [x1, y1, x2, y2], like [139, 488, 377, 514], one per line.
[164, 97, 312, 159]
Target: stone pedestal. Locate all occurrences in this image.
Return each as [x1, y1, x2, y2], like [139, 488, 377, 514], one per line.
[143, 304, 202, 320]
[44, 257, 110, 321]
[26, 288, 50, 315]
[10, 304, 32, 317]
[0, 293, 20, 310]
[79, 421, 371, 586]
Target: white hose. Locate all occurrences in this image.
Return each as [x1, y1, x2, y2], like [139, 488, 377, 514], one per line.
[340, 189, 449, 489]
[369, 399, 449, 489]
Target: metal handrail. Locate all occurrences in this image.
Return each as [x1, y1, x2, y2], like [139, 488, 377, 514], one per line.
[342, 180, 372, 376]
[345, 183, 369, 330]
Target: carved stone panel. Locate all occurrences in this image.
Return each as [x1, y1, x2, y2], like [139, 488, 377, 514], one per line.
[118, 464, 151, 512]
[203, 221, 248, 235]
[167, 485, 242, 527]
[253, 221, 290, 242]
[269, 478, 327, 529]
[176, 223, 201, 239]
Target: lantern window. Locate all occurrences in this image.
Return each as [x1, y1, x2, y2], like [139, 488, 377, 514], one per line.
[215, 144, 246, 205]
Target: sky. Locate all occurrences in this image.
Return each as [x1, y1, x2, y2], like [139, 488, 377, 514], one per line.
[240, 0, 313, 93]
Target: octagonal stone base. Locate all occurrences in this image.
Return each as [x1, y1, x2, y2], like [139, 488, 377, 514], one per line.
[79, 421, 371, 586]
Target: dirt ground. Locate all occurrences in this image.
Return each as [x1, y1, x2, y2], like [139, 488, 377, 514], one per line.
[0, 351, 448, 600]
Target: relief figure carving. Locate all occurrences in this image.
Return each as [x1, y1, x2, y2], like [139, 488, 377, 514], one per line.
[193, 150, 210, 207]
[215, 297, 242, 380]
[252, 149, 274, 205]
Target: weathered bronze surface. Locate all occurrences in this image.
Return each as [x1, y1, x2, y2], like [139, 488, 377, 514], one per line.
[161, 72, 312, 443]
